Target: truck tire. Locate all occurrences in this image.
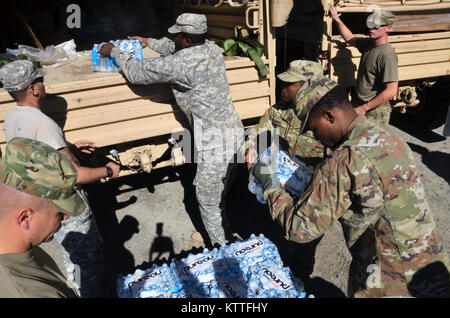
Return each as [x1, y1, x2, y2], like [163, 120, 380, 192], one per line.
[391, 77, 450, 131]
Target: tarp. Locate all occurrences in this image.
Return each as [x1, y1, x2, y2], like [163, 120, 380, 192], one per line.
[270, 0, 294, 27]
[270, 0, 334, 27]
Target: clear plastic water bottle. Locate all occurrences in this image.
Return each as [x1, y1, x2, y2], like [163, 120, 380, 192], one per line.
[117, 263, 176, 298]
[222, 234, 282, 273]
[248, 146, 314, 204]
[248, 174, 266, 204]
[117, 234, 310, 298]
[92, 39, 142, 72]
[171, 247, 225, 285]
[246, 262, 303, 298]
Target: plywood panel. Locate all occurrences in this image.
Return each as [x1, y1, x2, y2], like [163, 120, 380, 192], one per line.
[330, 30, 450, 86]
[332, 50, 450, 71]
[0, 96, 270, 150]
[0, 56, 267, 101]
[50, 100, 179, 132]
[388, 31, 450, 43]
[332, 61, 450, 87]
[45, 90, 270, 133]
[61, 98, 269, 147]
[229, 80, 270, 102]
[331, 38, 450, 58]
[337, 1, 450, 12]
[0, 65, 267, 120]
[398, 61, 450, 80]
[330, 31, 450, 46]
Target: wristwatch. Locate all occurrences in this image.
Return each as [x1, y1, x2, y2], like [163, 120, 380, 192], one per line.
[105, 166, 113, 178]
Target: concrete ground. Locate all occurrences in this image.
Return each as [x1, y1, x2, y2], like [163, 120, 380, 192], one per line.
[41, 123, 450, 298]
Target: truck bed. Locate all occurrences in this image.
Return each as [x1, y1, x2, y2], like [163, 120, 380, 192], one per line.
[0, 47, 271, 169]
[329, 31, 450, 88]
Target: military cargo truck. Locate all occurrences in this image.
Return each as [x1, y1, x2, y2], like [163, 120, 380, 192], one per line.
[277, 0, 450, 131]
[0, 0, 276, 176]
[1, 0, 449, 176]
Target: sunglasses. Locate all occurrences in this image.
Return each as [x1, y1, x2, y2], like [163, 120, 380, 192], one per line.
[368, 25, 388, 30]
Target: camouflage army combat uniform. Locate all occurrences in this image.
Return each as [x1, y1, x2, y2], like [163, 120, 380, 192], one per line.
[0, 60, 103, 298]
[110, 14, 243, 245]
[265, 114, 450, 297]
[243, 61, 333, 167]
[248, 91, 325, 164]
[242, 62, 339, 282]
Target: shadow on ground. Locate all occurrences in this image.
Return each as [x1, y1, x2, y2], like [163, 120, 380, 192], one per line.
[390, 123, 446, 144]
[84, 164, 209, 297]
[85, 163, 346, 298]
[388, 122, 449, 184]
[84, 167, 179, 297]
[407, 142, 450, 184]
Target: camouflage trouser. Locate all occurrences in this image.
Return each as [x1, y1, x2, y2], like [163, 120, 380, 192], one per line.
[353, 97, 392, 126]
[54, 188, 104, 298]
[194, 157, 237, 246]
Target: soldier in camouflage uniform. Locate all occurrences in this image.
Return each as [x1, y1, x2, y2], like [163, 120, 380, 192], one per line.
[252, 82, 450, 297]
[330, 8, 398, 125]
[0, 60, 121, 297]
[0, 137, 84, 298]
[99, 13, 243, 246]
[243, 60, 338, 283]
[243, 60, 333, 170]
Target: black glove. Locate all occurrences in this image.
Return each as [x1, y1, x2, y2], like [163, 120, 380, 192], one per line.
[252, 155, 281, 194]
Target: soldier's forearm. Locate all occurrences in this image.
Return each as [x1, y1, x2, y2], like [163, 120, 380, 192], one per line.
[110, 47, 134, 78]
[266, 189, 318, 243]
[58, 147, 108, 184]
[58, 146, 80, 166]
[111, 48, 158, 85]
[361, 82, 398, 112]
[267, 188, 334, 244]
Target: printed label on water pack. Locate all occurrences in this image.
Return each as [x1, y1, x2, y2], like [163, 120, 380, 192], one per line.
[116, 235, 308, 298]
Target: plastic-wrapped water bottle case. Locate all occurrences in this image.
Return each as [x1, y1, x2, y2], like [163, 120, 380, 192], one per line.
[248, 146, 314, 204]
[92, 39, 143, 72]
[117, 234, 313, 298]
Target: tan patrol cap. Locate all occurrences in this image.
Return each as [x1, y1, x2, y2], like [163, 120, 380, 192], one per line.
[367, 10, 396, 29]
[277, 60, 324, 83]
[0, 138, 85, 216]
[296, 77, 338, 134]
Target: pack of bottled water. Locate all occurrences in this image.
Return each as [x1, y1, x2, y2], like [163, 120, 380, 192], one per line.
[247, 262, 306, 298]
[116, 263, 182, 298]
[248, 146, 314, 204]
[171, 248, 227, 285]
[211, 271, 249, 298]
[117, 234, 311, 298]
[221, 233, 283, 271]
[92, 39, 143, 72]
